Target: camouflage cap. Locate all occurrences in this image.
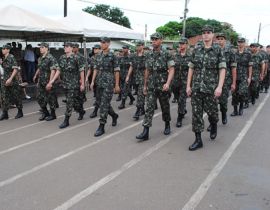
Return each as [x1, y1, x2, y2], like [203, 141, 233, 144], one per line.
[237, 37, 246, 42]
[122, 45, 130, 49]
[73, 43, 80, 48]
[202, 25, 214, 32]
[2, 44, 11, 49]
[179, 37, 189, 44]
[38, 42, 49, 48]
[136, 40, 145, 46]
[250, 43, 258, 47]
[93, 44, 101, 49]
[100, 37, 111, 42]
[63, 42, 73, 47]
[150, 32, 163, 39]
[216, 33, 226, 39]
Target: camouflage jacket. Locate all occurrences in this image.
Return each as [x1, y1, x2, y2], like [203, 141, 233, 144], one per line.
[189, 44, 227, 94]
[222, 46, 237, 85]
[1, 54, 18, 83]
[37, 53, 58, 86]
[145, 48, 175, 91]
[130, 52, 146, 84]
[119, 54, 131, 79]
[251, 52, 264, 81]
[235, 48, 253, 81]
[94, 51, 120, 88]
[59, 53, 85, 89]
[174, 50, 192, 83]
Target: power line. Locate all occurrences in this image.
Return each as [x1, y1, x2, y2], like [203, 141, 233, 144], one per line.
[77, 0, 180, 17]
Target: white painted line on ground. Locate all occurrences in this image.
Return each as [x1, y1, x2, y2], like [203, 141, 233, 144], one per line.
[23, 104, 66, 117]
[0, 106, 135, 156]
[0, 107, 170, 188]
[182, 93, 269, 210]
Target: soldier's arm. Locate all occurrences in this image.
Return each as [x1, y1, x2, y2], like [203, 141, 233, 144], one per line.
[163, 66, 175, 91]
[260, 61, 266, 80]
[46, 70, 60, 91]
[80, 70, 85, 91]
[85, 68, 92, 83]
[33, 68, 40, 83]
[90, 69, 97, 91]
[186, 67, 193, 97]
[144, 68, 149, 88]
[6, 68, 18, 86]
[126, 65, 133, 83]
[231, 67, 237, 91]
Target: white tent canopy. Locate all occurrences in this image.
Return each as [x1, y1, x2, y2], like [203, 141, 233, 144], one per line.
[59, 11, 144, 40]
[0, 5, 82, 41]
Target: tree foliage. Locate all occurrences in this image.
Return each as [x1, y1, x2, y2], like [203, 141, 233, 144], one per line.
[83, 4, 131, 28]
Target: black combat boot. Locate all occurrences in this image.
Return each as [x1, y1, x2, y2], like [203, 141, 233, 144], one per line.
[189, 132, 203, 151]
[243, 101, 249, 109]
[15, 108, 23, 119]
[221, 111, 227, 124]
[164, 121, 171, 135]
[129, 94, 135, 105]
[77, 109, 86, 120]
[207, 124, 212, 132]
[118, 99, 126, 109]
[89, 107, 98, 118]
[94, 124, 105, 137]
[0, 111, 9, 121]
[116, 94, 121, 101]
[172, 98, 177, 103]
[251, 96, 256, 105]
[112, 113, 119, 126]
[133, 107, 140, 120]
[238, 103, 244, 116]
[230, 106, 238, 117]
[136, 126, 149, 142]
[46, 109, 56, 121]
[210, 123, 217, 140]
[265, 88, 268, 93]
[139, 107, 145, 116]
[59, 116, 70, 129]
[176, 114, 184, 127]
[39, 108, 50, 121]
[154, 102, 158, 110]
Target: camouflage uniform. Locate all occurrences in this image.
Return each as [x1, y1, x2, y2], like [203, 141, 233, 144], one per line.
[0, 54, 22, 112]
[37, 53, 59, 111]
[59, 53, 85, 117]
[189, 44, 226, 133]
[143, 49, 175, 127]
[219, 46, 237, 113]
[232, 48, 253, 106]
[258, 49, 269, 92]
[94, 51, 120, 125]
[119, 54, 132, 101]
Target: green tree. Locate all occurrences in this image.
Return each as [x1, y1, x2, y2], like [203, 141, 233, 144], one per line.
[83, 4, 131, 28]
[156, 21, 181, 40]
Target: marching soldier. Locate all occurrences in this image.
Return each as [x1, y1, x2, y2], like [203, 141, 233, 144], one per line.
[136, 32, 175, 142]
[186, 25, 226, 151]
[46, 42, 86, 129]
[90, 37, 120, 137]
[125, 40, 146, 120]
[0, 44, 23, 120]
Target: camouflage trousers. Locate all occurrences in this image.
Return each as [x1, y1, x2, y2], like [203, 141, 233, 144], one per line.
[64, 88, 84, 117]
[0, 82, 23, 111]
[178, 82, 187, 115]
[97, 86, 117, 125]
[191, 91, 219, 133]
[219, 83, 231, 112]
[262, 70, 270, 90]
[37, 85, 57, 110]
[250, 80, 259, 98]
[136, 80, 145, 108]
[120, 79, 132, 100]
[232, 80, 248, 106]
[171, 80, 180, 100]
[143, 89, 171, 127]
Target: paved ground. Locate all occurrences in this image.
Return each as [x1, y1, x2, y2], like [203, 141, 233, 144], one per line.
[0, 91, 269, 210]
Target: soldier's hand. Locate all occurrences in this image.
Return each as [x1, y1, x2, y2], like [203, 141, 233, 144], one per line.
[125, 76, 129, 84]
[114, 85, 120, 94]
[214, 86, 222, 98]
[247, 78, 251, 86]
[90, 82, 94, 91]
[260, 74, 264, 81]
[162, 83, 170, 92]
[33, 76, 36, 83]
[186, 86, 192, 97]
[46, 82, 52, 91]
[5, 78, 12, 86]
[231, 83, 236, 92]
[80, 84, 85, 92]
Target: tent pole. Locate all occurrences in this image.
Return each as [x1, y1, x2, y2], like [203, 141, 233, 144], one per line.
[83, 36, 89, 92]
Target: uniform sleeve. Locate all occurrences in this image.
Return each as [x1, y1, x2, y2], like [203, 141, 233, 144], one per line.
[49, 55, 59, 71]
[230, 50, 237, 68]
[77, 55, 85, 72]
[167, 52, 175, 68]
[188, 51, 195, 69]
[248, 52, 253, 66]
[113, 54, 120, 72]
[11, 56, 18, 70]
[218, 49, 227, 70]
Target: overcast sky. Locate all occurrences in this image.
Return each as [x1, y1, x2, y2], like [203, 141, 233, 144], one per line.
[1, 0, 270, 46]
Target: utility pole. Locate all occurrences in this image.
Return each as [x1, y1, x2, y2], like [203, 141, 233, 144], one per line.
[64, 0, 67, 17]
[257, 22, 261, 43]
[182, 0, 188, 37]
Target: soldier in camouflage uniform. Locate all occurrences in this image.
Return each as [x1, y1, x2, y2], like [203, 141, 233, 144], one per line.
[125, 40, 146, 120]
[231, 37, 253, 117]
[258, 45, 269, 93]
[33, 42, 59, 121]
[249, 43, 265, 104]
[136, 32, 175, 142]
[47, 42, 86, 129]
[0, 44, 23, 120]
[118, 45, 135, 109]
[86, 44, 101, 118]
[206, 33, 237, 131]
[174, 37, 192, 127]
[90, 37, 120, 137]
[186, 25, 226, 151]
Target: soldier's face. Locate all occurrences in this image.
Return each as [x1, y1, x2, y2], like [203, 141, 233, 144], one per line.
[151, 38, 162, 48]
[136, 45, 144, 51]
[250, 46, 257, 53]
[202, 31, 214, 42]
[179, 43, 187, 51]
[100, 41, 110, 50]
[1, 48, 9, 55]
[72, 47, 79, 53]
[39, 46, 48, 54]
[64, 46, 72, 53]
[237, 41, 245, 48]
[216, 37, 226, 46]
[266, 47, 270, 54]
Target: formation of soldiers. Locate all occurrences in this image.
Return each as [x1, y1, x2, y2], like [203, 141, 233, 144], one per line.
[0, 24, 269, 151]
